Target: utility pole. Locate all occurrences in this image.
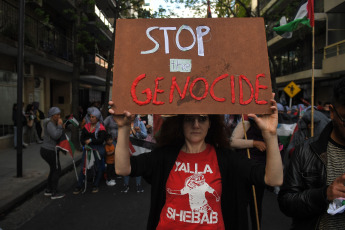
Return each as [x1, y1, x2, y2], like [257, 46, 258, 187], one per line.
[16, 0, 25, 177]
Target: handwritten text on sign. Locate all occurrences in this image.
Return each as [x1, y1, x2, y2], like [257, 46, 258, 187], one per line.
[112, 18, 272, 114]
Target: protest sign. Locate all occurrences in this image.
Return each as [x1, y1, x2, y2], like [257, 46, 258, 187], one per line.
[112, 18, 272, 114]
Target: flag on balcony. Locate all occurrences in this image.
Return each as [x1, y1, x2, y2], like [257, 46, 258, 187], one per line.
[273, 0, 314, 36]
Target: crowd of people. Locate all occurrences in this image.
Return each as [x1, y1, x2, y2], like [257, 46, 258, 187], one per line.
[13, 77, 345, 229]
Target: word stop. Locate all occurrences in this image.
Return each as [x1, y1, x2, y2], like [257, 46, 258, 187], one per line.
[141, 25, 211, 56]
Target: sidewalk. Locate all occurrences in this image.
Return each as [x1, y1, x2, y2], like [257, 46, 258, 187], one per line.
[0, 143, 82, 216]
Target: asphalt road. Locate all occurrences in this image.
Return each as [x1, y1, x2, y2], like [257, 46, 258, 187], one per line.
[0, 167, 291, 230]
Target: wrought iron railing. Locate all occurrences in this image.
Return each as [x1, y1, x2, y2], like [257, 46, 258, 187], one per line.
[0, 0, 74, 62]
[324, 40, 345, 59]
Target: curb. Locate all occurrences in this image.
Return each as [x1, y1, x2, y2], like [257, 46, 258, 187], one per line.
[0, 157, 81, 217]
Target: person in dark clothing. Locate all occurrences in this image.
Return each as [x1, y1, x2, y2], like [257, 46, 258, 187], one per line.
[109, 94, 283, 230]
[32, 101, 45, 140]
[230, 116, 268, 230]
[40, 107, 65, 199]
[12, 103, 28, 148]
[73, 107, 106, 194]
[278, 78, 345, 229]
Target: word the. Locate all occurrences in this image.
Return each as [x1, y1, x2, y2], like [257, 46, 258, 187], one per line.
[166, 207, 218, 224]
[175, 162, 213, 174]
[130, 73, 268, 106]
[141, 25, 210, 56]
[170, 59, 192, 73]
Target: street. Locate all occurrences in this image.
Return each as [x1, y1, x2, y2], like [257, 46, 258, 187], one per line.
[0, 166, 291, 230]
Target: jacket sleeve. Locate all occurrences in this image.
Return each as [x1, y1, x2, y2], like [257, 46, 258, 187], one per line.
[91, 129, 106, 145]
[129, 150, 154, 180]
[278, 143, 328, 218]
[46, 122, 63, 140]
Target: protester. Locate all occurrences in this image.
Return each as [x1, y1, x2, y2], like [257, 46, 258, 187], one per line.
[25, 104, 43, 144]
[286, 108, 330, 157]
[230, 115, 270, 230]
[32, 101, 45, 140]
[122, 115, 147, 193]
[105, 134, 116, 186]
[109, 93, 283, 229]
[73, 107, 106, 194]
[103, 114, 118, 143]
[12, 103, 28, 149]
[40, 107, 65, 199]
[278, 77, 345, 229]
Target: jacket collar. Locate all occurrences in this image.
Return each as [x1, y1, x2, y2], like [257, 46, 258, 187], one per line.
[310, 121, 333, 157]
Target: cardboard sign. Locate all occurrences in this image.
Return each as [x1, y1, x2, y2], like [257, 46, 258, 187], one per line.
[112, 18, 272, 114]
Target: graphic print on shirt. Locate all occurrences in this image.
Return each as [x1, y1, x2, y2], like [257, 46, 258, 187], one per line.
[157, 146, 224, 229]
[167, 173, 220, 213]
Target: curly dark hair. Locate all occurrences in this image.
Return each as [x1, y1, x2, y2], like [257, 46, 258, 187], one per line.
[155, 115, 230, 149]
[332, 77, 345, 107]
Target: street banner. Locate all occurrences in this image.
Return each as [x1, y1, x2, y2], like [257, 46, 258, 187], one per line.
[112, 18, 272, 114]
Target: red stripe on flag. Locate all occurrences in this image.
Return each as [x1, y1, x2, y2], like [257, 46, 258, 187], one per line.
[129, 141, 136, 155]
[307, 0, 314, 27]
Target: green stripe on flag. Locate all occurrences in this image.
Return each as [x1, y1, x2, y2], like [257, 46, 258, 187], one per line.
[273, 17, 311, 35]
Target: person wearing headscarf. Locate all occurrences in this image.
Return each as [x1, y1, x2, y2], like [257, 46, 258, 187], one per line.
[79, 106, 104, 129]
[74, 107, 106, 194]
[287, 108, 330, 156]
[40, 107, 65, 199]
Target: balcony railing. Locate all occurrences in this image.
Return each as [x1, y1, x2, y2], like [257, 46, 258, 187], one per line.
[324, 40, 345, 59]
[0, 0, 73, 62]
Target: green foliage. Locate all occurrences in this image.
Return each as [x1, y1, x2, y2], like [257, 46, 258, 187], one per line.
[164, 0, 251, 18]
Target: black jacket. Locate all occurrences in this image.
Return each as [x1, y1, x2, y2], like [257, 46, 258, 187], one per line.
[278, 122, 333, 229]
[130, 145, 265, 230]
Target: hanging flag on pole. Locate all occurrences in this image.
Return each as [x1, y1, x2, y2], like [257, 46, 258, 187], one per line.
[56, 133, 78, 181]
[65, 114, 79, 127]
[273, 0, 314, 36]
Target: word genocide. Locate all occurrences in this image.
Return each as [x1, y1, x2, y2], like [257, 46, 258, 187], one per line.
[130, 73, 268, 106]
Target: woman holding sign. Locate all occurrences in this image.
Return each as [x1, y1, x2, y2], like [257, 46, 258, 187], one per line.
[109, 94, 282, 229]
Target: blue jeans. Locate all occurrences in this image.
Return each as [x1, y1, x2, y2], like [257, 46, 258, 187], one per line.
[124, 176, 141, 186]
[78, 144, 105, 187]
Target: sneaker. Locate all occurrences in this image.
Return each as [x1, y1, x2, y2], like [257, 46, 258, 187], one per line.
[106, 180, 116, 186]
[37, 140, 43, 144]
[44, 189, 53, 196]
[73, 186, 82, 195]
[121, 185, 129, 193]
[51, 193, 65, 200]
[136, 185, 144, 193]
[92, 186, 99, 193]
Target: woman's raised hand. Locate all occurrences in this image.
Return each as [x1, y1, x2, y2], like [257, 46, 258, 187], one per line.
[247, 93, 278, 135]
[108, 101, 135, 127]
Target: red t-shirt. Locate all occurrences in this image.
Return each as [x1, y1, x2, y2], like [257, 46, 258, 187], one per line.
[156, 144, 224, 230]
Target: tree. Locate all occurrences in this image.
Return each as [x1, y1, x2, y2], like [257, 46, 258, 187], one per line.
[102, 0, 169, 118]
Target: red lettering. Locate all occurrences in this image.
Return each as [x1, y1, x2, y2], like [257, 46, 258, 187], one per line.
[210, 74, 228, 102]
[153, 77, 165, 105]
[169, 76, 190, 103]
[189, 78, 209, 101]
[131, 74, 152, 106]
[255, 74, 268, 105]
[231, 75, 235, 104]
[239, 75, 253, 105]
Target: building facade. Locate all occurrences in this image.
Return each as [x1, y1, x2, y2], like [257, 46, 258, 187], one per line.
[0, 0, 116, 148]
[260, 0, 345, 107]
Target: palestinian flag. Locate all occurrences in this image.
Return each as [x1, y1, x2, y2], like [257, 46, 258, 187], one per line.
[66, 114, 79, 127]
[273, 0, 314, 36]
[56, 133, 75, 158]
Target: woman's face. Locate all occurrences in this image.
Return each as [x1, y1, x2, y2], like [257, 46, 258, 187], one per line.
[52, 113, 60, 122]
[183, 115, 210, 145]
[90, 115, 98, 124]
